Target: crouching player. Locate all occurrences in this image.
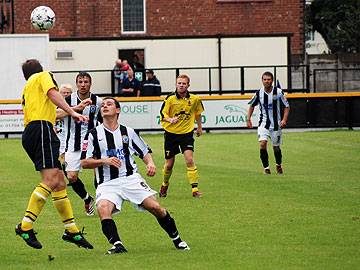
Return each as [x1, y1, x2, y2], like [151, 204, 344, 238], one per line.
[81, 97, 190, 254]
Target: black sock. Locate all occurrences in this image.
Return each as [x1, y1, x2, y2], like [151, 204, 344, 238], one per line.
[274, 147, 282, 165]
[70, 178, 89, 201]
[157, 211, 181, 246]
[191, 183, 198, 189]
[260, 149, 269, 168]
[101, 219, 121, 245]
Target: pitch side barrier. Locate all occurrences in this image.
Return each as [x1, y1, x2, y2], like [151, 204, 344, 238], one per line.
[0, 92, 359, 137]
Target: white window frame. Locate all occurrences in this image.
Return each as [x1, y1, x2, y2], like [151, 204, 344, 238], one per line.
[121, 0, 146, 34]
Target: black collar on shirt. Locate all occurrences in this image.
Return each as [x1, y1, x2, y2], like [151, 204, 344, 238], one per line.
[175, 90, 190, 99]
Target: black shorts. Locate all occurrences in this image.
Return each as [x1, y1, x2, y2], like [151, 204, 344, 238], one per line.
[164, 131, 194, 159]
[22, 120, 61, 171]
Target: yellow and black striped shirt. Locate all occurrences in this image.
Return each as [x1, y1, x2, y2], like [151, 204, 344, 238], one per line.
[160, 91, 204, 134]
[22, 71, 58, 127]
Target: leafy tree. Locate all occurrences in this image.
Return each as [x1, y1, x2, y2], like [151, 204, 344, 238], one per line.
[308, 0, 360, 53]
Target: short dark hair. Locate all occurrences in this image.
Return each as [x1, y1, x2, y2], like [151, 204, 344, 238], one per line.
[22, 59, 43, 80]
[102, 97, 121, 109]
[262, 71, 274, 80]
[76, 71, 92, 83]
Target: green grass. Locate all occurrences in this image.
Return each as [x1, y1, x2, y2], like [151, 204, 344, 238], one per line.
[0, 130, 359, 270]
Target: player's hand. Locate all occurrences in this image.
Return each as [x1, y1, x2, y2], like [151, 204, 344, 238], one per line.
[247, 119, 252, 128]
[146, 162, 156, 177]
[169, 117, 179, 124]
[104, 157, 122, 168]
[196, 128, 202, 137]
[71, 112, 89, 123]
[280, 120, 287, 128]
[79, 98, 92, 109]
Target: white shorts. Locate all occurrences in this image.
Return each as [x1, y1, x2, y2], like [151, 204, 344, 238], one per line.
[64, 150, 82, 172]
[257, 126, 282, 146]
[95, 173, 157, 214]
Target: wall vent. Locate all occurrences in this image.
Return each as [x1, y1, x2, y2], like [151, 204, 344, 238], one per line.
[55, 50, 73, 60]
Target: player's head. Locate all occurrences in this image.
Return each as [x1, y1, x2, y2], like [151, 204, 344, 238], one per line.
[176, 74, 190, 93]
[59, 83, 72, 98]
[76, 72, 92, 95]
[101, 97, 121, 119]
[261, 71, 274, 89]
[22, 59, 43, 80]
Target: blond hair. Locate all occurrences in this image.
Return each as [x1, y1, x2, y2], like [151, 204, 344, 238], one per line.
[176, 74, 190, 84]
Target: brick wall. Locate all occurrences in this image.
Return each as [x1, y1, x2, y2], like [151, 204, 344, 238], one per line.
[14, 0, 304, 54]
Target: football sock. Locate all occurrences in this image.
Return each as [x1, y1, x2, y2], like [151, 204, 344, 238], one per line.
[191, 183, 199, 193]
[157, 211, 182, 246]
[274, 147, 282, 165]
[84, 194, 93, 205]
[101, 219, 121, 244]
[52, 189, 79, 233]
[187, 166, 199, 186]
[260, 149, 269, 168]
[162, 166, 172, 186]
[70, 178, 88, 200]
[21, 183, 52, 231]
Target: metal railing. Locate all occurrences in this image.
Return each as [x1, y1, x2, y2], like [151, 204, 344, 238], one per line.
[313, 68, 360, 93]
[53, 64, 310, 96]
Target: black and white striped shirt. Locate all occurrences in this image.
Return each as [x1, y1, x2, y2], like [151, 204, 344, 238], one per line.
[249, 87, 289, 131]
[81, 124, 150, 186]
[65, 92, 102, 152]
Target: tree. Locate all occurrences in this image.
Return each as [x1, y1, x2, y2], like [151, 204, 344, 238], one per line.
[308, 0, 360, 53]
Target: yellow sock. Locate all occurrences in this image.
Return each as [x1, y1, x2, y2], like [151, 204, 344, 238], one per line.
[187, 166, 199, 186]
[21, 183, 52, 231]
[162, 166, 172, 186]
[52, 189, 79, 233]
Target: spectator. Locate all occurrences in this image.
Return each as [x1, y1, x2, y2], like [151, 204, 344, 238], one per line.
[113, 59, 123, 94]
[141, 69, 161, 96]
[121, 68, 141, 97]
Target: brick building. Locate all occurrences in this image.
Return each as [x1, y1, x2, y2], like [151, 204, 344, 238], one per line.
[4, 0, 304, 58]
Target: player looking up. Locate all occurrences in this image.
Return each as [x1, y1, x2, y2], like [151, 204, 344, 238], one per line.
[81, 97, 190, 254]
[16, 59, 93, 250]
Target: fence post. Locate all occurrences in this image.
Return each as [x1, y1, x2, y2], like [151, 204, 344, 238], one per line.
[111, 70, 115, 95]
[306, 64, 310, 93]
[313, 69, 317, 93]
[240, 67, 245, 95]
[208, 68, 212, 95]
[217, 34, 222, 95]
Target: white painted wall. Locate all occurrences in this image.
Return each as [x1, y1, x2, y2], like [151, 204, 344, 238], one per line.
[0, 34, 49, 99]
[49, 36, 288, 95]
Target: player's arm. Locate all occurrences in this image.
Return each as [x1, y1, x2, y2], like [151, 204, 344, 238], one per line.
[56, 98, 92, 120]
[247, 106, 255, 128]
[81, 157, 121, 169]
[195, 114, 203, 137]
[47, 89, 88, 123]
[160, 99, 178, 124]
[142, 153, 156, 177]
[280, 106, 290, 128]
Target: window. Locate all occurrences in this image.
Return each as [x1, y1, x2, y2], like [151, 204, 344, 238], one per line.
[121, 0, 146, 33]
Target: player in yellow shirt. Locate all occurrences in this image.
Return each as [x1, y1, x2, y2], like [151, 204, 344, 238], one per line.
[16, 59, 93, 250]
[159, 74, 204, 198]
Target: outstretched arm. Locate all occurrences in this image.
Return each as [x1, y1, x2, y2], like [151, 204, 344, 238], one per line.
[48, 89, 88, 123]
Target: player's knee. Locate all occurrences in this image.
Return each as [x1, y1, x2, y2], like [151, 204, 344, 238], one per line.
[260, 142, 267, 149]
[97, 201, 112, 216]
[185, 158, 194, 167]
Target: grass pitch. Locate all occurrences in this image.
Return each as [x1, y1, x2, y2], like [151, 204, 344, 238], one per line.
[0, 130, 359, 270]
